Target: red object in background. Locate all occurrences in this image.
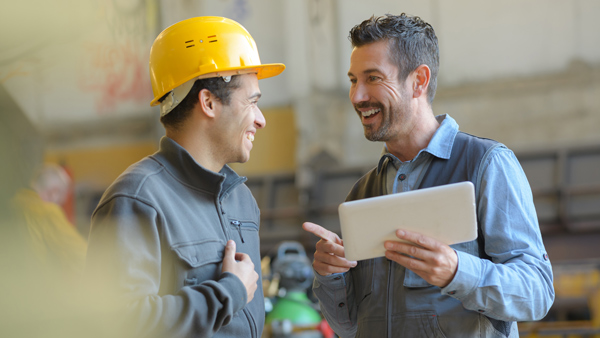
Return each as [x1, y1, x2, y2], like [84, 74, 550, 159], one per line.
[317, 319, 335, 338]
[60, 162, 76, 227]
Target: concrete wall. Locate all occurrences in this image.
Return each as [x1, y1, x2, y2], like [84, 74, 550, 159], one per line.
[2, 0, 599, 182]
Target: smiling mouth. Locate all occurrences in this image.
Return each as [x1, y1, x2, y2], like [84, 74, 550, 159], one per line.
[246, 133, 254, 142]
[361, 108, 381, 119]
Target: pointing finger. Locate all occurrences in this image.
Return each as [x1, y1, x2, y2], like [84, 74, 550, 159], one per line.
[302, 222, 341, 244]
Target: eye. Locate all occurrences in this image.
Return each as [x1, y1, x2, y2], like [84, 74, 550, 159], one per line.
[349, 78, 357, 84]
[368, 75, 380, 82]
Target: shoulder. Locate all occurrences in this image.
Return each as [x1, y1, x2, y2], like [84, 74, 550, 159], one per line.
[455, 131, 504, 152]
[346, 166, 381, 201]
[98, 156, 166, 206]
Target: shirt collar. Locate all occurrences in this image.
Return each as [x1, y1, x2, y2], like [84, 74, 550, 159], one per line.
[376, 114, 459, 175]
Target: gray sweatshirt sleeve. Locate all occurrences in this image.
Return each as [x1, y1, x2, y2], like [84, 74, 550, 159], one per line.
[85, 196, 247, 338]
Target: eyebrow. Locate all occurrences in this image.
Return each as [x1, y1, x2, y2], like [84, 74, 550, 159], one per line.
[347, 68, 382, 77]
[249, 92, 262, 100]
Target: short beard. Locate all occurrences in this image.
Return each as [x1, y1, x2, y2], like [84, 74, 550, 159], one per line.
[364, 117, 390, 141]
[355, 102, 392, 142]
[359, 88, 410, 142]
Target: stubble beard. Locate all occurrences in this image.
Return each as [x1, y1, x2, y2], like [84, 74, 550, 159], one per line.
[361, 103, 396, 142]
[361, 90, 410, 142]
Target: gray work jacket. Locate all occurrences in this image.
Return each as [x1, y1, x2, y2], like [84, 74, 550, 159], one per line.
[86, 137, 264, 338]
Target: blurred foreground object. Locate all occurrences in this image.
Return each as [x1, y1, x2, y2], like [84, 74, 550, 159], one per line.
[11, 163, 87, 278]
[263, 241, 333, 338]
[0, 85, 121, 338]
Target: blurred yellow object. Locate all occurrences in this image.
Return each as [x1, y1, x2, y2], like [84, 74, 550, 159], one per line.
[149, 16, 285, 115]
[520, 261, 600, 338]
[555, 269, 600, 298]
[11, 189, 87, 278]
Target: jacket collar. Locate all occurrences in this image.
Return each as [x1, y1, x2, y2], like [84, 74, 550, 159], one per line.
[151, 137, 246, 198]
[376, 114, 459, 175]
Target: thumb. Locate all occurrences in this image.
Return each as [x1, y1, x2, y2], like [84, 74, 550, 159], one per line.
[223, 240, 236, 263]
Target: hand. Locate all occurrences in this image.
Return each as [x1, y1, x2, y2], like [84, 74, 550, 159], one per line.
[384, 229, 458, 288]
[221, 240, 258, 303]
[302, 222, 357, 276]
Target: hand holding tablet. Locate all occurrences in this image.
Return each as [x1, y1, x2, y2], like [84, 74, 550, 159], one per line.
[338, 181, 478, 261]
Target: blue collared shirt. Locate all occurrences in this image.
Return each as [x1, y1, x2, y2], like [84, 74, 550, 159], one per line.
[313, 114, 554, 338]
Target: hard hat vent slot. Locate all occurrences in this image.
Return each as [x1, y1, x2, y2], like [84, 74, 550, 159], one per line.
[185, 40, 195, 48]
[208, 35, 218, 43]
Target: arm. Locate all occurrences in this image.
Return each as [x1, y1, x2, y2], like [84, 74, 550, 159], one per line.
[302, 222, 358, 338]
[384, 147, 554, 321]
[442, 147, 555, 321]
[85, 196, 252, 338]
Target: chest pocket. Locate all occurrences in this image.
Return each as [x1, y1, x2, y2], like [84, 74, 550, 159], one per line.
[172, 239, 225, 286]
[228, 219, 259, 244]
[403, 239, 479, 288]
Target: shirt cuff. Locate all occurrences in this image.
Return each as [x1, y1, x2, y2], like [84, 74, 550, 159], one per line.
[313, 269, 347, 289]
[440, 250, 482, 299]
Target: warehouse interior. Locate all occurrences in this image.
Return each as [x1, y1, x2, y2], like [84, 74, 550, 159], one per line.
[1, 0, 600, 337]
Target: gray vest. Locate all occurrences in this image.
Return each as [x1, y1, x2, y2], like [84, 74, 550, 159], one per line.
[346, 132, 515, 337]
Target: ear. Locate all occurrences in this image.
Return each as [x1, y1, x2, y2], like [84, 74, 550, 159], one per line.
[411, 65, 431, 99]
[198, 88, 219, 118]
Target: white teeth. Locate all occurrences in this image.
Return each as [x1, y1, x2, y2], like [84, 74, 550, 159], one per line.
[362, 108, 380, 117]
[247, 134, 254, 142]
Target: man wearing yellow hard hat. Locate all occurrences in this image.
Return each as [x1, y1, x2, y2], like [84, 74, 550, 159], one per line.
[86, 17, 284, 337]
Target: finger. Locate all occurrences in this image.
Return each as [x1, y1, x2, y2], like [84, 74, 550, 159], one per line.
[316, 239, 347, 258]
[394, 229, 438, 250]
[314, 250, 357, 268]
[234, 252, 253, 265]
[223, 240, 236, 262]
[385, 250, 426, 271]
[313, 260, 353, 275]
[303, 222, 340, 243]
[384, 240, 422, 257]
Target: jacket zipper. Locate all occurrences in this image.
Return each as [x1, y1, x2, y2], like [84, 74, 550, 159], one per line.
[231, 220, 244, 243]
[217, 200, 230, 240]
[243, 307, 257, 338]
[217, 175, 246, 241]
[387, 259, 393, 338]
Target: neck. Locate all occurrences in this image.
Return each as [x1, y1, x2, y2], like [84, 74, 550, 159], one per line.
[166, 127, 224, 173]
[385, 109, 439, 162]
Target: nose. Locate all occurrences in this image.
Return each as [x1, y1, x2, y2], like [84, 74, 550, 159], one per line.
[349, 81, 369, 105]
[254, 108, 266, 129]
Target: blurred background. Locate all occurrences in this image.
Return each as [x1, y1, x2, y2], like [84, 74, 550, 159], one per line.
[1, 0, 599, 337]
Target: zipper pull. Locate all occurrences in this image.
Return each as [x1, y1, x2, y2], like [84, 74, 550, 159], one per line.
[231, 220, 244, 243]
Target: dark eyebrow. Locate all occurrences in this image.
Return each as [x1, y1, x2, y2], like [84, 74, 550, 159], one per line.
[347, 68, 382, 77]
[249, 92, 262, 100]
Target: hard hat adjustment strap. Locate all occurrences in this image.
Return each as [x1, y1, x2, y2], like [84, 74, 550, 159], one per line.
[159, 77, 197, 117]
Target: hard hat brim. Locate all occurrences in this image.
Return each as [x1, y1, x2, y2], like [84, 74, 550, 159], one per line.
[150, 63, 285, 107]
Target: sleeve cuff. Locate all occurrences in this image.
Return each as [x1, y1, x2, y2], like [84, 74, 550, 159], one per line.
[440, 250, 482, 299]
[313, 269, 347, 289]
[219, 271, 248, 313]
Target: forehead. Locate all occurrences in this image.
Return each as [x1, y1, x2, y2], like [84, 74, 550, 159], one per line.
[234, 73, 260, 95]
[348, 40, 398, 75]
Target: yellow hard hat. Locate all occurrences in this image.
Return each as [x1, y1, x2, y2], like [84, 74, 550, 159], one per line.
[149, 16, 285, 115]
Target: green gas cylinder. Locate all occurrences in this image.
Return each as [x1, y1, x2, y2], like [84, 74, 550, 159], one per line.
[265, 291, 322, 326]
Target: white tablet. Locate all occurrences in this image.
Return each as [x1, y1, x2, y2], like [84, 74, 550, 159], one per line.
[338, 181, 478, 261]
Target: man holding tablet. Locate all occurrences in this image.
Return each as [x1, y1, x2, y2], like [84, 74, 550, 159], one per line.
[303, 13, 554, 338]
